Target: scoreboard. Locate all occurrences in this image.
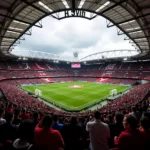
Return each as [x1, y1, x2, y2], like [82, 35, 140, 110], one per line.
[71, 63, 81, 68]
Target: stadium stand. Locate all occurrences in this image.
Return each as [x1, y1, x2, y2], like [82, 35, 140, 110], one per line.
[0, 79, 150, 150]
[0, 60, 150, 150]
[0, 0, 150, 149]
[1, 61, 150, 80]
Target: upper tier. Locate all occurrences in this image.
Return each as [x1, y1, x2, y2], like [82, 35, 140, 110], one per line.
[0, 61, 150, 70]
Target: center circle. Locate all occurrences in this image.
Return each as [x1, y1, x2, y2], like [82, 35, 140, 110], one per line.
[69, 85, 83, 88]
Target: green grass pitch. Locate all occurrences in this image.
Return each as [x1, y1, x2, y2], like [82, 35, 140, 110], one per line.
[21, 82, 130, 111]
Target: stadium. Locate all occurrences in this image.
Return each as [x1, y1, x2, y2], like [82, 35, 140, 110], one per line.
[0, 0, 150, 150]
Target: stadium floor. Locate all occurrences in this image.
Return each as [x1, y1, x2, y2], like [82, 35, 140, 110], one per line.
[21, 82, 130, 111]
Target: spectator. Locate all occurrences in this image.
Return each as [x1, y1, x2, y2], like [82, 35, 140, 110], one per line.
[139, 117, 150, 150]
[108, 113, 124, 148]
[52, 115, 63, 131]
[86, 111, 110, 150]
[107, 114, 114, 124]
[34, 115, 64, 150]
[61, 116, 83, 150]
[78, 117, 89, 149]
[114, 114, 145, 150]
[12, 120, 34, 150]
[13, 109, 22, 125]
[6, 104, 14, 112]
[0, 112, 18, 148]
[78, 117, 88, 138]
[20, 109, 30, 120]
[114, 113, 124, 136]
[32, 112, 39, 128]
[107, 114, 116, 148]
[0, 108, 6, 126]
[130, 106, 141, 122]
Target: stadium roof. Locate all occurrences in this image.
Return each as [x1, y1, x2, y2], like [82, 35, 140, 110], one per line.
[0, 0, 150, 60]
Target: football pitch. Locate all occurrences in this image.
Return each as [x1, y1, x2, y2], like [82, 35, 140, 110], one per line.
[21, 82, 130, 111]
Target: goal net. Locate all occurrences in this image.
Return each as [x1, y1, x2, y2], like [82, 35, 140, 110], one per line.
[35, 89, 42, 97]
[110, 89, 117, 96]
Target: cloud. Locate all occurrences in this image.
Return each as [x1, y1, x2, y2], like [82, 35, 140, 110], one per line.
[14, 15, 135, 60]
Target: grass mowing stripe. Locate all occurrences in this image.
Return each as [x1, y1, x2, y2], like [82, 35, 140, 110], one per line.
[21, 82, 130, 111]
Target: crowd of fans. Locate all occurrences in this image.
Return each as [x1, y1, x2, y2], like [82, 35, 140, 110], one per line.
[96, 78, 137, 85]
[100, 83, 150, 113]
[1, 70, 150, 80]
[0, 100, 150, 150]
[1, 61, 150, 70]
[0, 61, 150, 149]
[0, 61, 150, 81]
[0, 83, 62, 115]
[0, 78, 137, 86]
[0, 82, 150, 116]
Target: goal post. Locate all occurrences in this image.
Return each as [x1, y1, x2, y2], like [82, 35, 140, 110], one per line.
[110, 89, 117, 96]
[35, 89, 42, 97]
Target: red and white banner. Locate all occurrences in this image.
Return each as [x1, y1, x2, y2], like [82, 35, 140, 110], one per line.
[96, 78, 109, 82]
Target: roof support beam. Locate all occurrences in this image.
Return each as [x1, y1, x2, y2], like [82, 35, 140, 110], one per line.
[118, 27, 150, 35]
[50, 15, 59, 20]
[0, 28, 29, 35]
[0, 6, 9, 10]
[15, 41, 21, 44]
[0, 14, 42, 28]
[1, 45, 11, 47]
[108, 13, 150, 27]
[0, 36, 16, 39]
[20, 0, 48, 14]
[132, 41, 148, 43]
[1, 41, 13, 44]
[125, 36, 150, 40]
[22, 0, 58, 19]
[20, 37, 25, 40]
[1, 28, 22, 33]
[71, 0, 75, 13]
[138, 45, 149, 47]
[98, 0, 128, 15]
[137, 5, 150, 12]
[25, 30, 32, 35]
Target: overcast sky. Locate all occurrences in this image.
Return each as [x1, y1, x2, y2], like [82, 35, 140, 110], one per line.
[14, 14, 135, 60]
